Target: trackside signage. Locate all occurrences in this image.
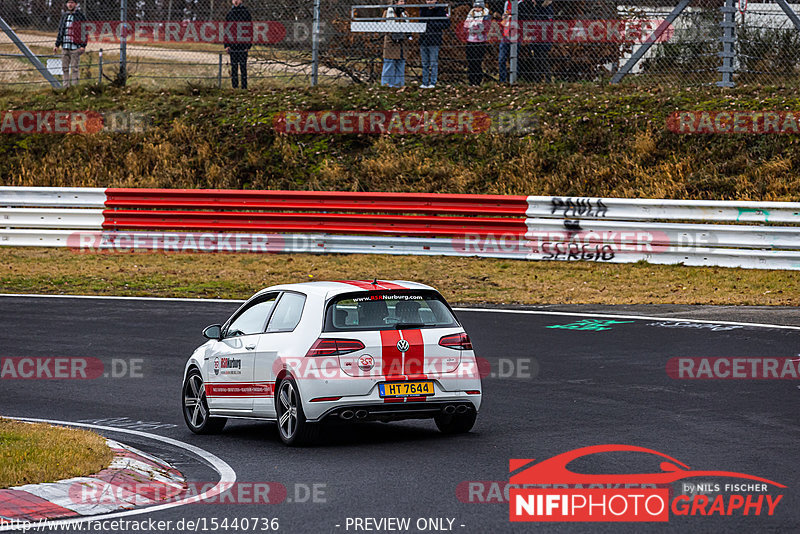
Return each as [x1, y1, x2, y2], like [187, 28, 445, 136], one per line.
[508, 445, 785, 523]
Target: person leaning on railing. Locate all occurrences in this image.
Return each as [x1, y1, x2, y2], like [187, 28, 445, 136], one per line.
[419, 0, 450, 88]
[463, 0, 491, 86]
[382, 0, 412, 88]
[53, 0, 87, 88]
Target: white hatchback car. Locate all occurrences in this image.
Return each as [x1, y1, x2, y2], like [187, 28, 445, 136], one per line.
[182, 280, 482, 445]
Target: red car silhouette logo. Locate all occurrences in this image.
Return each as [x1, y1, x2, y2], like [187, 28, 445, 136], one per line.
[510, 444, 785, 487]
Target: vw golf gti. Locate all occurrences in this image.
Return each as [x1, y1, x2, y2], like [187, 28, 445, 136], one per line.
[182, 280, 482, 445]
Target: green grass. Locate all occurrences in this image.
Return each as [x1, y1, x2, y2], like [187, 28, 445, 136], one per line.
[0, 418, 112, 487]
[2, 248, 798, 306]
[1, 82, 799, 200]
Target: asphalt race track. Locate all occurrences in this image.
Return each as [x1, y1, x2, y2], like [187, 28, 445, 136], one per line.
[1, 295, 798, 533]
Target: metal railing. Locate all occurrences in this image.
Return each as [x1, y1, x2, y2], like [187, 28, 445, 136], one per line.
[1, 187, 800, 269]
[4, 1, 800, 88]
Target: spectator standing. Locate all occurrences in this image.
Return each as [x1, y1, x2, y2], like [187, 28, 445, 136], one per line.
[518, 0, 553, 82]
[382, 0, 410, 87]
[419, 0, 450, 88]
[498, 0, 517, 83]
[463, 0, 490, 86]
[225, 0, 252, 89]
[53, 0, 87, 88]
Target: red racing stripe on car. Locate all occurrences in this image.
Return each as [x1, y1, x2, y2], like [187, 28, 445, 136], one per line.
[335, 280, 376, 290]
[380, 330, 404, 378]
[373, 281, 406, 290]
[402, 329, 426, 378]
[205, 382, 274, 397]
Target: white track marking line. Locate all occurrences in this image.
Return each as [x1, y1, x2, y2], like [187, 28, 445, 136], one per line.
[451, 308, 800, 331]
[0, 293, 797, 330]
[0, 417, 237, 531]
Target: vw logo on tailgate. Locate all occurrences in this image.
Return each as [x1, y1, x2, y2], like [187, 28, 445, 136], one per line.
[396, 339, 410, 352]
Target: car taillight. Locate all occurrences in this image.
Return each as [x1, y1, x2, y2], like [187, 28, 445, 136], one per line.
[306, 338, 365, 357]
[439, 332, 472, 350]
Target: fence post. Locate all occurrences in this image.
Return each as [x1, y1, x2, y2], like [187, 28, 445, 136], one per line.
[0, 15, 61, 88]
[311, 0, 320, 86]
[218, 53, 223, 88]
[717, 0, 736, 87]
[98, 48, 103, 84]
[611, 0, 691, 84]
[775, 0, 800, 30]
[510, 0, 518, 84]
[120, 0, 128, 84]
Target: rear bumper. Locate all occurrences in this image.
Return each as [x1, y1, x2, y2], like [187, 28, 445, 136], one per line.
[310, 399, 479, 423]
[299, 376, 482, 421]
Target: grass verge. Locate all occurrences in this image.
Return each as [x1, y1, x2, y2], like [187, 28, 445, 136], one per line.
[0, 418, 113, 488]
[1, 248, 798, 306]
[2, 83, 800, 200]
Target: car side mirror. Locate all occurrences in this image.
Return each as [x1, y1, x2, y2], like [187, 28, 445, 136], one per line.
[203, 324, 222, 340]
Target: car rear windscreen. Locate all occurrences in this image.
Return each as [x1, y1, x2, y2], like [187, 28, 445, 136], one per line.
[323, 290, 459, 332]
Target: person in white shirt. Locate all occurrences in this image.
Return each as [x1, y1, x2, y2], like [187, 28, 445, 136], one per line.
[53, 0, 87, 88]
[463, 0, 490, 85]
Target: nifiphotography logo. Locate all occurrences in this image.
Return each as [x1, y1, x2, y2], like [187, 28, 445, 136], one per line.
[509, 445, 785, 522]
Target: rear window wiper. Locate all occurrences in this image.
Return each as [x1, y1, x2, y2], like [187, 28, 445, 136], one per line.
[394, 322, 429, 329]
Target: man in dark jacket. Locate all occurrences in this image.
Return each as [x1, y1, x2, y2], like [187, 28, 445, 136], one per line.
[419, 0, 450, 88]
[224, 0, 252, 89]
[53, 0, 87, 88]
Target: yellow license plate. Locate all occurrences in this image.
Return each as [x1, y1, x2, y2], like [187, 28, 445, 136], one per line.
[379, 381, 434, 397]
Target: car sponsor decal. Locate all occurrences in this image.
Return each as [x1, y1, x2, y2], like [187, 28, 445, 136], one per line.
[213, 356, 242, 376]
[205, 381, 274, 397]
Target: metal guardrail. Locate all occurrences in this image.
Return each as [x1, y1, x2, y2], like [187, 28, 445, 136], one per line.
[1, 187, 799, 270]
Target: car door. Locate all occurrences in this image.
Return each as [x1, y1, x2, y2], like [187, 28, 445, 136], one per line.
[252, 291, 307, 417]
[205, 293, 279, 413]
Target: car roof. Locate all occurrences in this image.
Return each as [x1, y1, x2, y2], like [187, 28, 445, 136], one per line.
[254, 280, 437, 300]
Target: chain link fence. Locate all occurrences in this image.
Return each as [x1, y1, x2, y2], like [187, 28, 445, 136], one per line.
[1, 0, 800, 88]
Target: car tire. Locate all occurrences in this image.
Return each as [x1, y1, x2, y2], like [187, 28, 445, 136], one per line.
[434, 410, 477, 434]
[275, 377, 318, 446]
[182, 369, 227, 434]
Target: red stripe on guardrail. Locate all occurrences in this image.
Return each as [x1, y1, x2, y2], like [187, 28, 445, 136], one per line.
[103, 189, 529, 216]
[101, 210, 527, 237]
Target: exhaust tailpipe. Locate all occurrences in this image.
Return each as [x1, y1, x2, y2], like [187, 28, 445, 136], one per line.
[443, 405, 456, 415]
[456, 405, 468, 414]
[355, 410, 369, 419]
[340, 410, 355, 420]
